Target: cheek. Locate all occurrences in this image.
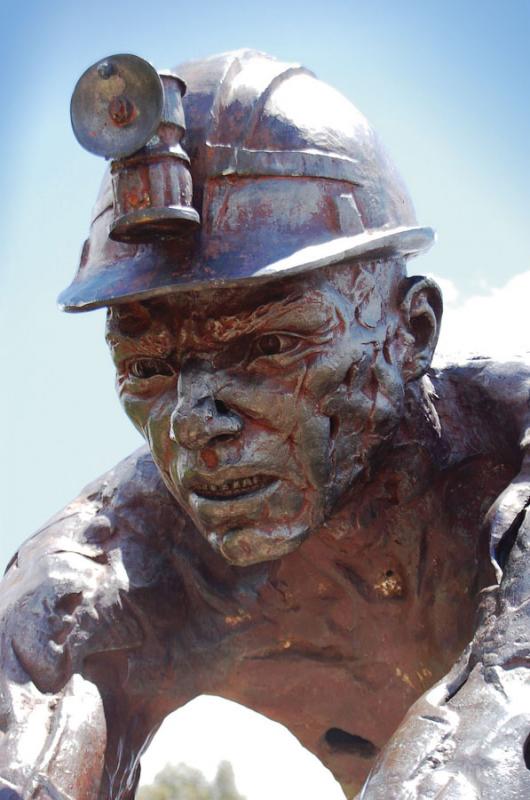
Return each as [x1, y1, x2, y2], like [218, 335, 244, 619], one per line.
[303, 334, 365, 400]
[217, 368, 305, 431]
[324, 357, 405, 496]
[121, 396, 148, 434]
[291, 413, 334, 489]
[121, 394, 174, 457]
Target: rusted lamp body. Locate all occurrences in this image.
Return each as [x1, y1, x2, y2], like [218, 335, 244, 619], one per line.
[71, 54, 200, 244]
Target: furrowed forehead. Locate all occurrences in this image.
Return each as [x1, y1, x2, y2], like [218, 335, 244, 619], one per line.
[104, 259, 404, 351]
[105, 290, 340, 355]
[195, 290, 342, 345]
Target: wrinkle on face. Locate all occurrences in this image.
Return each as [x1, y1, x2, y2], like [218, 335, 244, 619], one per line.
[106, 305, 175, 367]
[201, 293, 339, 341]
[105, 259, 410, 565]
[106, 291, 342, 372]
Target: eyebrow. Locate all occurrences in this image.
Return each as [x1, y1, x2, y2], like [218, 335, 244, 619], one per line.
[199, 292, 340, 344]
[106, 290, 341, 361]
[106, 322, 175, 364]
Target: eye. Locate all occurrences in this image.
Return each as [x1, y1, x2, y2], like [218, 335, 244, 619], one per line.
[252, 333, 297, 358]
[127, 357, 174, 379]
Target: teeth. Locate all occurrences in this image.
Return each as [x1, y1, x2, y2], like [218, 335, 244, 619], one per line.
[193, 474, 273, 499]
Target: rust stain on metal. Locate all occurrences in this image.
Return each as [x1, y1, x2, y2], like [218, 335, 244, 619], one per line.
[108, 95, 137, 127]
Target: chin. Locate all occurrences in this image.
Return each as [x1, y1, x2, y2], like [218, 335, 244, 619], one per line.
[206, 522, 310, 567]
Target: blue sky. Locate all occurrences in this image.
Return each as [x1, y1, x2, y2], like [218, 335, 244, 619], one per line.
[1, 4, 529, 793]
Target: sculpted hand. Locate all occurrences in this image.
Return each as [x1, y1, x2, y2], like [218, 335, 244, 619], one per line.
[0, 668, 107, 799]
[356, 639, 530, 799]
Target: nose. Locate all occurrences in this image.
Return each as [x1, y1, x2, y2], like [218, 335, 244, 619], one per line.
[170, 363, 243, 450]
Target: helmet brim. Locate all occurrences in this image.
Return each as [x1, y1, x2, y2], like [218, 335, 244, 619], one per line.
[58, 225, 435, 312]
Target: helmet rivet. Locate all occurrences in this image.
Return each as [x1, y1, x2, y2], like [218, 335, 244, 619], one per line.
[97, 60, 115, 79]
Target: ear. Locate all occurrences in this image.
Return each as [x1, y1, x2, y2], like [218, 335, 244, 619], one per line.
[399, 276, 443, 382]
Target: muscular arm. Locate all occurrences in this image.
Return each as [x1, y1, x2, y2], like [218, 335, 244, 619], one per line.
[445, 357, 530, 559]
[0, 448, 192, 799]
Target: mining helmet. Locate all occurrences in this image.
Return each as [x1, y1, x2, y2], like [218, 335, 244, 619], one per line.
[59, 49, 434, 312]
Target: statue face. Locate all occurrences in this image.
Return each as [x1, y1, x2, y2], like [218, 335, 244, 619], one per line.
[106, 263, 414, 566]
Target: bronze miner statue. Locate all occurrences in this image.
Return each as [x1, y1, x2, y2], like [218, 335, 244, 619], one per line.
[1, 50, 529, 799]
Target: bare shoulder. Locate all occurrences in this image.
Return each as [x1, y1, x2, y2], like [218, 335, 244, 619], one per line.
[431, 354, 530, 444]
[8, 445, 185, 569]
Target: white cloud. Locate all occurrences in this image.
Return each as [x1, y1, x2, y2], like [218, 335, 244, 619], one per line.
[427, 273, 459, 305]
[140, 696, 345, 798]
[431, 269, 530, 362]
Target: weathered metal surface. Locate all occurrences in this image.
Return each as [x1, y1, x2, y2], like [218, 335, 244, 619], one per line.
[71, 54, 164, 159]
[72, 54, 200, 246]
[59, 50, 433, 311]
[0, 343, 529, 798]
[109, 70, 201, 244]
[1, 50, 530, 800]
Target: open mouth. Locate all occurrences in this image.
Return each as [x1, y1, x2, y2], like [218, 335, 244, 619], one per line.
[191, 474, 276, 500]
